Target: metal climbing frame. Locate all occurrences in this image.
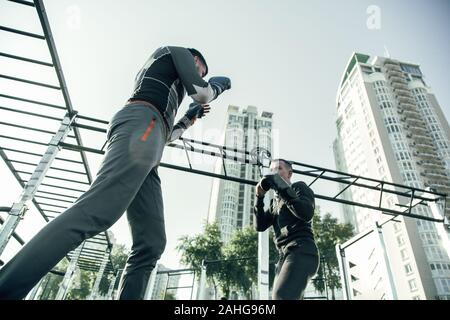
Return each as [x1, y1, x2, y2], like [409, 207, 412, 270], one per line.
[0, 0, 117, 298]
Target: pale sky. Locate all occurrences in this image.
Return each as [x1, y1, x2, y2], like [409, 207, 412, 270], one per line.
[0, 0, 449, 272]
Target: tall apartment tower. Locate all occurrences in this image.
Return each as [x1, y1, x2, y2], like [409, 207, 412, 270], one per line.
[208, 105, 273, 242]
[333, 53, 450, 299]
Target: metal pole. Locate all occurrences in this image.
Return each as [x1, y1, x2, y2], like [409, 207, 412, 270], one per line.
[89, 250, 109, 300]
[197, 260, 207, 300]
[144, 264, 159, 300]
[257, 230, 270, 299]
[336, 244, 350, 300]
[427, 194, 450, 261]
[375, 222, 398, 300]
[0, 112, 76, 256]
[55, 242, 83, 300]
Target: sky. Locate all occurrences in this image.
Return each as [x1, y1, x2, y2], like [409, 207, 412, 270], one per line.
[0, 0, 449, 273]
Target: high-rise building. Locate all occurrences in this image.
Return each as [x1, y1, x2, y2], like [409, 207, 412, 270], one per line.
[333, 53, 450, 299]
[208, 105, 273, 242]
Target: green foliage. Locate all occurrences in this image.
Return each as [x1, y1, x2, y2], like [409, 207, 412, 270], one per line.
[37, 244, 130, 300]
[98, 244, 130, 295]
[177, 222, 279, 299]
[66, 269, 94, 300]
[220, 227, 257, 297]
[176, 222, 224, 293]
[164, 292, 176, 300]
[37, 259, 68, 300]
[312, 210, 354, 299]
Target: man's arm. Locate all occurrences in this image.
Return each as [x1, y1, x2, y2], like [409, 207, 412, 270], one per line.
[167, 103, 210, 143]
[253, 194, 275, 232]
[168, 46, 230, 104]
[282, 182, 315, 222]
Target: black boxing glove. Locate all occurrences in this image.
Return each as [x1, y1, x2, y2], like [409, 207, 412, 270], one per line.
[185, 102, 205, 120]
[261, 173, 298, 201]
[208, 76, 231, 98]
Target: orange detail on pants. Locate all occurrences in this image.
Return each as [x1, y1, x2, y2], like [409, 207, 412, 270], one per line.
[140, 118, 156, 142]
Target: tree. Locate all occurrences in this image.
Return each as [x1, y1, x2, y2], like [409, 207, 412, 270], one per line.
[220, 227, 257, 298]
[177, 223, 279, 299]
[312, 211, 354, 299]
[98, 244, 130, 296]
[164, 292, 176, 300]
[66, 269, 93, 300]
[37, 259, 68, 300]
[177, 222, 224, 299]
[222, 226, 279, 299]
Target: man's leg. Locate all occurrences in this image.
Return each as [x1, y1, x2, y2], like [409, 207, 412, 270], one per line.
[118, 167, 166, 300]
[0, 105, 166, 299]
[272, 246, 319, 300]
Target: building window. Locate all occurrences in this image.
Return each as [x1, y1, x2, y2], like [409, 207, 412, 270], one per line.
[441, 279, 450, 293]
[400, 249, 408, 260]
[408, 279, 418, 291]
[405, 264, 413, 275]
[397, 235, 405, 246]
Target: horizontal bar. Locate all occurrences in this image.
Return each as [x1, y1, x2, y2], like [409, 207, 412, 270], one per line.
[75, 257, 110, 264]
[34, 195, 74, 204]
[54, 157, 84, 165]
[0, 74, 60, 90]
[74, 252, 108, 260]
[50, 166, 87, 176]
[76, 266, 114, 273]
[168, 142, 252, 164]
[160, 162, 257, 186]
[48, 269, 65, 277]
[59, 142, 106, 155]
[43, 174, 90, 185]
[180, 137, 253, 157]
[35, 202, 68, 209]
[0, 52, 53, 67]
[0, 93, 66, 110]
[1, 149, 83, 165]
[0, 135, 48, 146]
[8, 159, 38, 167]
[77, 114, 109, 125]
[41, 209, 61, 214]
[0, 121, 74, 139]
[8, 0, 35, 7]
[73, 122, 107, 133]
[315, 194, 443, 223]
[38, 182, 86, 193]
[291, 160, 446, 198]
[76, 260, 112, 268]
[35, 190, 78, 200]
[166, 286, 193, 290]
[81, 241, 108, 248]
[0, 147, 43, 157]
[0, 25, 44, 39]
[44, 214, 56, 219]
[0, 121, 56, 134]
[296, 168, 440, 203]
[160, 162, 443, 223]
[0, 105, 63, 121]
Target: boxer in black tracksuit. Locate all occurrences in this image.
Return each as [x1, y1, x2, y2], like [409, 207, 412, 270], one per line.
[0, 46, 231, 300]
[254, 159, 319, 300]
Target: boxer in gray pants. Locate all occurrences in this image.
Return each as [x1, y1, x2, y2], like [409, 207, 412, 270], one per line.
[0, 46, 231, 300]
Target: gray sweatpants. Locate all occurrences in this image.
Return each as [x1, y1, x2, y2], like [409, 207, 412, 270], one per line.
[0, 104, 168, 300]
